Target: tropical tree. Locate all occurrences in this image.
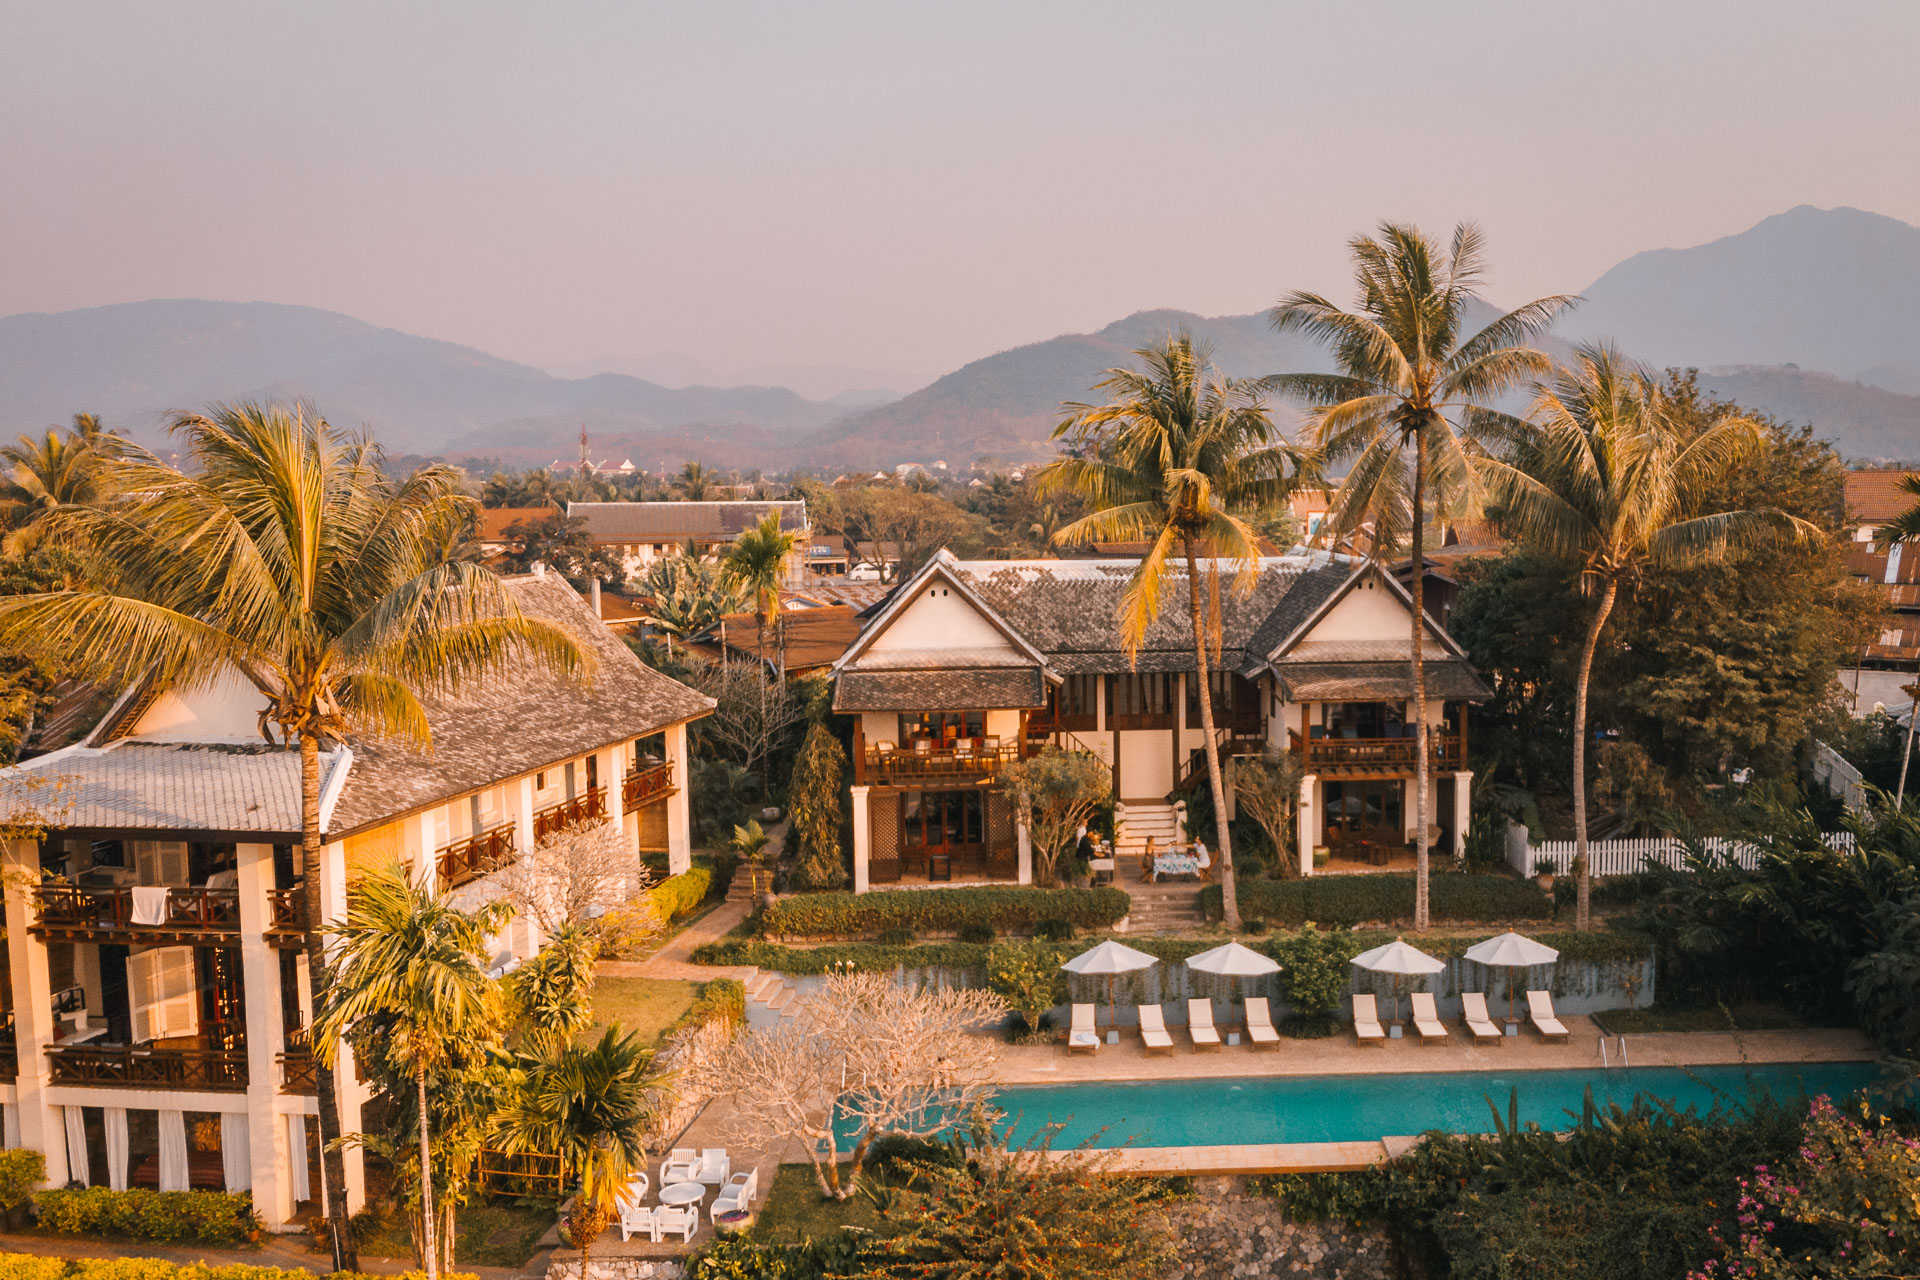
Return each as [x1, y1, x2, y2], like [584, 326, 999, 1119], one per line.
[786, 721, 847, 889]
[1476, 345, 1815, 928]
[1036, 333, 1309, 927]
[0, 403, 584, 1270]
[494, 1029, 667, 1269]
[673, 461, 718, 500]
[0, 422, 110, 550]
[315, 861, 507, 1280]
[637, 554, 745, 644]
[1267, 223, 1571, 930]
[718, 510, 799, 674]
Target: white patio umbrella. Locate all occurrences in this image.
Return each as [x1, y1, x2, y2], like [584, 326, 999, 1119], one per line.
[1351, 938, 1446, 1025]
[1185, 941, 1282, 1028]
[1061, 940, 1159, 1029]
[1463, 931, 1560, 1024]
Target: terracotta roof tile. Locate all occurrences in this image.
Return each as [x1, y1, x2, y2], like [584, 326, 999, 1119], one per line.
[1846, 471, 1920, 523]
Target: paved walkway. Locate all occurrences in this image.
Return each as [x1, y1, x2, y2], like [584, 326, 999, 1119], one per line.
[598, 895, 755, 983]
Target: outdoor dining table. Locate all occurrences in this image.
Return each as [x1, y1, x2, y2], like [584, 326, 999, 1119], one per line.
[658, 1181, 707, 1206]
[1152, 851, 1201, 880]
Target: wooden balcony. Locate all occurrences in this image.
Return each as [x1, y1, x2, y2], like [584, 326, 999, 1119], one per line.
[533, 788, 607, 842]
[32, 885, 306, 946]
[278, 1027, 317, 1095]
[856, 742, 1020, 787]
[622, 761, 675, 809]
[1293, 731, 1465, 776]
[47, 1043, 248, 1092]
[438, 823, 517, 890]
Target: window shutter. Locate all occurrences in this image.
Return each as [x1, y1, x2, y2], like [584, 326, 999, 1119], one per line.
[133, 841, 189, 885]
[127, 946, 199, 1043]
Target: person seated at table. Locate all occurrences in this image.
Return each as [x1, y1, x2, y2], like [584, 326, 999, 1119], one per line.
[1192, 837, 1212, 881]
[1141, 835, 1159, 882]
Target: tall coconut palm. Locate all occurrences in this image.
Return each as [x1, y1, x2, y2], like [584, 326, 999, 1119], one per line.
[1, 427, 105, 550]
[0, 403, 584, 1270]
[315, 861, 508, 1279]
[1475, 345, 1816, 929]
[673, 461, 717, 501]
[719, 511, 799, 674]
[1268, 223, 1572, 931]
[494, 1029, 667, 1270]
[1036, 333, 1311, 928]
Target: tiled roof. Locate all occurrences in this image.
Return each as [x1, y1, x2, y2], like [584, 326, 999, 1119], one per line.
[703, 605, 863, 671]
[1274, 660, 1491, 703]
[567, 501, 807, 543]
[0, 741, 345, 836]
[475, 506, 560, 542]
[1845, 471, 1920, 524]
[794, 581, 895, 611]
[834, 667, 1047, 712]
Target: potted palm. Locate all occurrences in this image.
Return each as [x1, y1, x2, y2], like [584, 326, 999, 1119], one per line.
[1532, 857, 1557, 894]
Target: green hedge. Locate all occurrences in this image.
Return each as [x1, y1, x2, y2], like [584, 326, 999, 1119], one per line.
[1201, 873, 1550, 927]
[0, 1257, 474, 1280]
[756, 886, 1131, 939]
[646, 866, 713, 922]
[33, 1189, 261, 1246]
[661, 977, 746, 1041]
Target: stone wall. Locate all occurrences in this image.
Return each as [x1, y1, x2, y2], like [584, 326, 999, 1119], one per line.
[1156, 1183, 1396, 1280]
[545, 1258, 686, 1280]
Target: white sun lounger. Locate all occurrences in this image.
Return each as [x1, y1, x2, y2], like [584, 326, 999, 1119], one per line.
[1187, 998, 1222, 1050]
[1410, 992, 1448, 1044]
[1136, 1004, 1175, 1054]
[1351, 993, 1386, 1045]
[1527, 990, 1570, 1042]
[1068, 1003, 1100, 1053]
[1244, 997, 1281, 1048]
[1460, 991, 1504, 1044]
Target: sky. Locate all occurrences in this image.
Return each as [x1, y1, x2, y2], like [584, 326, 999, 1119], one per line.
[4, 1, 1919, 399]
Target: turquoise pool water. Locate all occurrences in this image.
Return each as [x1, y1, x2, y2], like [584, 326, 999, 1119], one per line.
[981, 1061, 1888, 1148]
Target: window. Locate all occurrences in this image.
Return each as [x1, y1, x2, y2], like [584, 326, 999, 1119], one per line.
[535, 771, 547, 791]
[900, 791, 985, 847]
[1323, 701, 1404, 739]
[131, 841, 189, 886]
[898, 711, 985, 743]
[1882, 628, 1904, 647]
[128, 946, 199, 1042]
[1109, 673, 1175, 729]
[1057, 675, 1099, 730]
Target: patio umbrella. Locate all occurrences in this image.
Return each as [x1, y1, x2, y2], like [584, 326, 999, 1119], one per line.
[1463, 931, 1560, 1024]
[1351, 938, 1446, 1025]
[1061, 940, 1159, 1029]
[1184, 942, 1281, 1014]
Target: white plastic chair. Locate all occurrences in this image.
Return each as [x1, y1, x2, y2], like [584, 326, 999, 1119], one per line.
[617, 1203, 657, 1242]
[694, 1148, 730, 1184]
[653, 1205, 699, 1243]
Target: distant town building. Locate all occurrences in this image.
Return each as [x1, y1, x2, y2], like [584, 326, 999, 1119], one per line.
[566, 500, 810, 584]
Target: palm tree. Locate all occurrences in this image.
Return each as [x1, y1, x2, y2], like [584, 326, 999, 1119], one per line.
[314, 861, 508, 1279]
[1476, 345, 1815, 929]
[1036, 333, 1310, 929]
[719, 511, 799, 674]
[494, 1029, 668, 1270]
[1268, 223, 1572, 930]
[673, 461, 717, 501]
[1, 427, 105, 550]
[0, 403, 584, 1270]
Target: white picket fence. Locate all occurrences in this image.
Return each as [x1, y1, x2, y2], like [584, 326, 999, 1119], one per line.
[1507, 827, 1856, 878]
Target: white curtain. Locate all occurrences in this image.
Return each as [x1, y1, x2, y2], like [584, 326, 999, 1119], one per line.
[157, 1110, 188, 1193]
[62, 1107, 89, 1186]
[2, 1103, 18, 1150]
[286, 1114, 311, 1204]
[220, 1113, 250, 1193]
[104, 1109, 129, 1192]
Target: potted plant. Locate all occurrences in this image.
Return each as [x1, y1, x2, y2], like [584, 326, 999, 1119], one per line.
[1532, 857, 1557, 894]
[1312, 845, 1330, 869]
[713, 1207, 755, 1237]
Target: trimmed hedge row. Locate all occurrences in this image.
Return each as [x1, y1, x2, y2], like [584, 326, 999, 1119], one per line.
[34, 1189, 259, 1245]
[756, 886, 1131, 939]
[1201, 873, 1550, 927]
[0, 1256, 472, 1280]
[660, 977, 746, 1040]
[646, 866, 713, 922]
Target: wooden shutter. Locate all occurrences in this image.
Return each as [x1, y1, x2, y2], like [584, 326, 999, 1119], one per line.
[127, 946, 200, 1043]
[132, 841, 189, 885]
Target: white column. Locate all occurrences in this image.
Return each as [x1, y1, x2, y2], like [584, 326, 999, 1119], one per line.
[512, 775, 537, 857]
[234, 844, 291, 1226]
[1296, 774, 1318, 877]
[1453, 770, 1473, 859]
[1015, 817, 1032, 885]
[315, 838, 366, 1214]
[602, 743, 626, 839]
[665, 721, 693, 875]
[4, 838, 69, 1185]
[850, 785, 871, 894]
[402, 810, 436, 893]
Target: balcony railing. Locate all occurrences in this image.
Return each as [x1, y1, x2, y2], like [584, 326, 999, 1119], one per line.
[533, 788, 608, 842]
[622, 761, 674, 809]
[438, 823, 517, 890]
[857, 742, 1019, 786]
[0, 1010, 15, 1080]
[278, 1027, 318, 1094]
[34, 885, 240, 934]
[1294, 731, 1465, 774]
[47, 1044, 248, 1092]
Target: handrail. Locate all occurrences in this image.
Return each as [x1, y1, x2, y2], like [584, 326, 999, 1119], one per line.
[46, 1044, 248, 1092]
[33, 885, 242, 933]
[533, 787, 608, 842]
[1293, 731, 1464, 772]
[438, 823, 517, 889]
[622, 761, 674, 809]
[858, 745, 1018, 786]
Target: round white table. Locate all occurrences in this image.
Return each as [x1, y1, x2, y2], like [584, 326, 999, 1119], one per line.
[658, 1181, 706, 1206]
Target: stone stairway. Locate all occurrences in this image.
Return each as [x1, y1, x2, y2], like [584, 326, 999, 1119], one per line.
[1114, 800, 1182, 856]
[1123, 878, 1209, 933]
[744, 968, 809, 1030]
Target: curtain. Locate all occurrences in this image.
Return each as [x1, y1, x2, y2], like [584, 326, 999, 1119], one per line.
[1, 1103, 17, 1150]
[220, 1114, 250, 1193]
[104, 1109, 129, 1192]
[286, 1115, 311, 1204]
[157, 1111, 188, 1193]
[62, 1107, 89, 1186]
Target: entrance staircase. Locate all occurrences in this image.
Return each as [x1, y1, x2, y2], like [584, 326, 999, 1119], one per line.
[1114, 800, 1182, 856]
[1113, 800, 1208, 933]
[744, 968, 809, 1030]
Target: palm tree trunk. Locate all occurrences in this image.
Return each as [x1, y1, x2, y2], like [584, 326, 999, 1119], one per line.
[1571, 576, 1618, 933]
[1183, 540, 1238, 929]
[1409, 427, 1431, 933]
[417, 1065, 439, 1280]
[300, 731, 359, 1272]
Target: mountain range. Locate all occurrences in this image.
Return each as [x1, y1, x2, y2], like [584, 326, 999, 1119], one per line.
[3, 205, 1919, 468]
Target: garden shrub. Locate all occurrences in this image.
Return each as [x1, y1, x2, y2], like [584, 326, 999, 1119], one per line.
[1267, 923, 1364, 1020]
[876, 927, 916, 945]
[34, 1188, 261, 1245]
[1201, 872, 1549, 926]
[756, 886, 1129, 939]
[659, 977, 746, 1043]
[0, 1150, 44, 1210]
[1033, 918, 1076, 941]
[957, 922, 996, 944]
[646, 866, 713, 923]
[689, 1235, 866, 1280]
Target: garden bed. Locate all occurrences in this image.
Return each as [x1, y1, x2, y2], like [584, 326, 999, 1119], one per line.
[1201, 872, 1551, 927]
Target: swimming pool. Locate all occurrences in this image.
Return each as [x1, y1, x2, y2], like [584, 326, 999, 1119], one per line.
[983, 1062, 1888, 1148]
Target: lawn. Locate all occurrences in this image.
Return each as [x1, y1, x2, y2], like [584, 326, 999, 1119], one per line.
[589, 974, 703, 1048]
[351, 1201, 556, 1268]
[749, 1164, 883, 1245]
[1591, 1002, 1806, 1035]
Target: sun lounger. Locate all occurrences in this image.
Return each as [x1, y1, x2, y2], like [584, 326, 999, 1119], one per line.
[618, 1203, 657, 1242]
[1527, 990, 1570, 1042]
[653, 1205, 699, 1243]
[1460, 991, 1504, 1044]
[1136, 1004, 1175, 1054]
[1244, 997, 1280, 1048]
[1068, 1003, 1100, 1053]
[1351, 993, 1386, 1045]
[1187, 998, 1222, 1050]
[1410, 992, 1448, 1045]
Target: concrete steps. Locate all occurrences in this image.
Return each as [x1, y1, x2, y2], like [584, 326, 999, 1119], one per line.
[1124, 879, 1209, 933]
[1114, 801, 1182, 856]
[744, 968, 808, 1029]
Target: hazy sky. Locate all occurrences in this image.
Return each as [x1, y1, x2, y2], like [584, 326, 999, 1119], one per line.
[5, 1, 1918, 396]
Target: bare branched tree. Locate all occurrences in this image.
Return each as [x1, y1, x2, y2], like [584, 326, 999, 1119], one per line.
[689, 658, 806, 785]
[491, 819, 657, 937]
[1233, 750, 1306, 877]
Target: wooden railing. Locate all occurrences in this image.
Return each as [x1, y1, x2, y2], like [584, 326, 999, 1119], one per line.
[476, 1146, 565, 1198]
[268, 888, 304, 934]
[47, 1044, 248, 1091]
[34, 885, 241, 934]
[857, 743, 1019, 786]
[1293, 732, 1464, 773]
[278, 1027, 317, 1094]
[533, 788, 607, 842]
[438, 823, 517, 889]
[622, 761, 674, 809]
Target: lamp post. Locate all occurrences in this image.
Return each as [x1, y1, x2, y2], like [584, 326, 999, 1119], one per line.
[1897, 681, 1920, 809]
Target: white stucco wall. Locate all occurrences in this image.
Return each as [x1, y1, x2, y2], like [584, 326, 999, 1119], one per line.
[126, 665, 270, 743]
[1300, 574, 1412, 644]
[866, 582, 1022, 657]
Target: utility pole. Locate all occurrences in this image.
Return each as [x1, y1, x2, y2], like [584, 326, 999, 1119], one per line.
[1897, 679, 1920, 809]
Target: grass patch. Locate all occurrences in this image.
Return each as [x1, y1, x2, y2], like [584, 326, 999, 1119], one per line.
[589, 975, 702, 1049]
[1591, 1003, 1806, 1035]
[352, 1201, 555, 1267]
[749, 1164, 883, 1245]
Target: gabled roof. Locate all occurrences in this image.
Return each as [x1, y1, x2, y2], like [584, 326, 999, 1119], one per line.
[832, 549, 1052, 676]
[566, 500, 807, 542]
[1250, 561, 1470, 673]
